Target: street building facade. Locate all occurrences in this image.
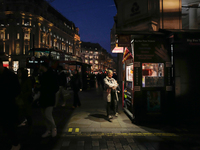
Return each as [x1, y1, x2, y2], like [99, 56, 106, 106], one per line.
[0, 0, 81, 73]
[81, 41, 116, 72]
[111, 0, 200, 123]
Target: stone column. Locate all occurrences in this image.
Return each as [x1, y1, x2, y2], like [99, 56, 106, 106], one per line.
[189, 8, 198, 29]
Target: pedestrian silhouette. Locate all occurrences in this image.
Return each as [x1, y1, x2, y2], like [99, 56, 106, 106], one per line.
[0, 58, 21, 150]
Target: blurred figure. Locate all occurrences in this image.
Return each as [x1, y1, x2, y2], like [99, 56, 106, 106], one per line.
[70, 70, 81, 108]
[38, 62, 59, 138]
[96, 72, 101, 87]
[0, 58, 21, 150]
[65, 69, 71, 89]
[16, 68, 33, 133]
[56, 65, 66, 106]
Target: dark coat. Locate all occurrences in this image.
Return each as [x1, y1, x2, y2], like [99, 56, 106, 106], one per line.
[39, 68, 59, 108]
[70, 74, 81, 92]
[0, 68, 20, 122]
[58, 71, 66, 86]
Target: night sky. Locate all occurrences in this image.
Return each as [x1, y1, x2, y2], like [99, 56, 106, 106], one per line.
[50, 0, 117, 56]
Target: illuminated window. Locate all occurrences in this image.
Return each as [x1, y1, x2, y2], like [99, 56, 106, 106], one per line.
[57, 43, 59, 48]
[42, 36, 45, 44]
[24, 19, 29, 26]
[85, 60, 88, 63]
[17, 33, 20, 39]
[7, 33, 9, 39]
[1, 32, 4, 39]
[95, 60, 98, 64]
[24, 33, 30, 40]
[16, 44, 20, 55]
[90, 56, 93, 59]
[90, 60, 93, 64]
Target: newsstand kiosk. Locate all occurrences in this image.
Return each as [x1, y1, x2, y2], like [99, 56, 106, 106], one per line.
[122, 34, 174, 123]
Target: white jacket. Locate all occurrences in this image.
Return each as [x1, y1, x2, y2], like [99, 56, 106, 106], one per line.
[103, 76, 118, 102]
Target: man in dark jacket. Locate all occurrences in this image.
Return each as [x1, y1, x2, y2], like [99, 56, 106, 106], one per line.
[0, 58, 21, 150]
[56, 65, 66, 106]
[70, 70, 81, 108]
[39, 62, 59, 138]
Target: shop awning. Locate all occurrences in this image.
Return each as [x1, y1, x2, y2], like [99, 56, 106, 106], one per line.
[112, 47, 123, 53]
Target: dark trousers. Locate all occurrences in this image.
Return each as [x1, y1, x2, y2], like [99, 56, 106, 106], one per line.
[73, 90, 81, 107]
[114, 100, 118, 114]
[106, 102, 111, 117]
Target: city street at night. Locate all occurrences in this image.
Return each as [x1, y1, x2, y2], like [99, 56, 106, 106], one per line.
[1, 85, 200, 150]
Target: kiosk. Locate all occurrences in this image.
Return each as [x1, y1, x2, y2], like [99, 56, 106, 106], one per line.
[122, 34, 174, 123]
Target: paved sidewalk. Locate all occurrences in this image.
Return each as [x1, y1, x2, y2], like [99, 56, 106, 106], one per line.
[64, 88, 170, 134]
[1, 86, 200, 150]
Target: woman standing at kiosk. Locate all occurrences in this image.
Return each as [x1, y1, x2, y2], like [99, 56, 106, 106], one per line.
[104, 70, 118, 122]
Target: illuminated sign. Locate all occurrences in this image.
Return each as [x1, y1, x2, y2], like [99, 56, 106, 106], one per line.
[112, 47, 123, 53]
[28, 60, 44, 63]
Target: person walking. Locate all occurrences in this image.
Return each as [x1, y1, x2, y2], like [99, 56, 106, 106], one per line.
[104, 70, 118, 122]
[56, 65, 67, 107]
[16, 68, 33, 133]
[38, 62, 59, 138]
[70, 70, 81, 108]
[0, 58, 21, 150]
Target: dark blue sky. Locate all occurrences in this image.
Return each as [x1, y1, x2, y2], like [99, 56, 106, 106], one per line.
[50, 0, 117, 56]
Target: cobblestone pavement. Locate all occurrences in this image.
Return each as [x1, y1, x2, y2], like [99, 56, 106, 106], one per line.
[1, 85, 200, 150]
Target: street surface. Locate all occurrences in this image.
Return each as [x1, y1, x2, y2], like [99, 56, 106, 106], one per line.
[0, 84, 200, 150]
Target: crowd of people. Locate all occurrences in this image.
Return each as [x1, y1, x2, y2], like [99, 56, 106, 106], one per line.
[0, 57, 119, 150]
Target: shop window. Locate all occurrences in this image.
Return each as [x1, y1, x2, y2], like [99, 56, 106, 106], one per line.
[142, 63, 164, 87]
[13, 61, 19, 73]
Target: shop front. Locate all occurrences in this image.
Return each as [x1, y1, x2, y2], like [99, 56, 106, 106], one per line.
[121, 34, 174, 123]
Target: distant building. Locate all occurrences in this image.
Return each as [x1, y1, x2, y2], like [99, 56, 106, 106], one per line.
[0, 0, 80, 71]
[81, 42, 115, 72]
